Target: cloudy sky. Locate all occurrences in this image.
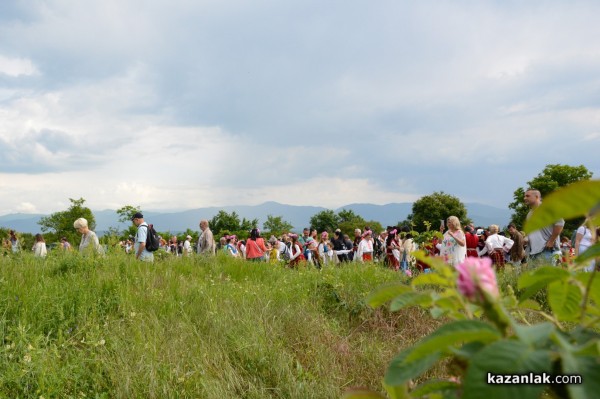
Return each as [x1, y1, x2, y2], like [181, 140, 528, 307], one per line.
[1, 0, 598, 215]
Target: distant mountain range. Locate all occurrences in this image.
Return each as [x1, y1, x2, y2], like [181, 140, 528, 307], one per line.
[0, 201, 511, 234]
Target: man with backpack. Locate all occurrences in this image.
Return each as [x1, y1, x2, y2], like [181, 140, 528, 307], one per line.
[131, 212, 155, 262]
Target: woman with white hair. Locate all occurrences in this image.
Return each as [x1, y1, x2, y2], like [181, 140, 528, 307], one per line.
[73, 218, 102, 255]
[439, 216, 466, 267]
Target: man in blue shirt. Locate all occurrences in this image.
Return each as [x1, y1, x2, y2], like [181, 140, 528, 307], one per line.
[131, 212, 154, 262]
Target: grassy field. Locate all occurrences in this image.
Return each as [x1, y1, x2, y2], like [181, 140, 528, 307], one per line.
[0, 252, 442, 399]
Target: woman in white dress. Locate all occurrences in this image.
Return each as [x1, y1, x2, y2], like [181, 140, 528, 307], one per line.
[439, 216, 466, 267]
[32, 233, 47, 258]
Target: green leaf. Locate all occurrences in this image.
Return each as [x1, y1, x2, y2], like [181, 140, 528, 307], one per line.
[412, 273, 454, 288]
[575, 242, 600, 265]
[413, 250, 449, 270]
[575, 272, 600, 306]
[390, 292, 432, 312]
[463, 340, 552, 399]
[517, 267, 570, 301]
[517, 299, 541, 311]
[430, 307, 448, 319]
[410, 380, 459, 398]
[432, 295, 463, 314]
[342, 389, 388, 399]
[405, 320, 501, 363]
[449, 341, 485, 360]
[559, 350, 600, 399]
[513, 323, 555, 347]
[569, 326, 600, 351]
[548, 280, 583, 322]
[501, 291, 518, 309]
[385, 348, 442, 386]
[384, 383, 410, 399]
[523, 180, 600, 233]
[367, 282, 412, 308]
[574, 340, 600, 357]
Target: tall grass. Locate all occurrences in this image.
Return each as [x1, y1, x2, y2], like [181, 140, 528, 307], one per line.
[0, 252, 440, 398]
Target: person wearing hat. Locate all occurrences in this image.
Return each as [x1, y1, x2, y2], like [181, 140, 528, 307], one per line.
[131, 212, 153, 262]
[183, 234, 193, 256]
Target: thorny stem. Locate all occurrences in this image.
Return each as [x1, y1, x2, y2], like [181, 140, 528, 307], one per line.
[520, 308, 564, 330]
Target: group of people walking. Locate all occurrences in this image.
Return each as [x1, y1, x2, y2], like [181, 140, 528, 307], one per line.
[3, 189, 598, 272]
[424, 189, 598, 271]
[217, 226, 405, 268]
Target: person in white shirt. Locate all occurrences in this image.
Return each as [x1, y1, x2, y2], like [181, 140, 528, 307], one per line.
[482, 225, 514, 268]
[183, 235, 193, 256]
[317, 231, 333, 265]
[356, 230, 374, 262]
[524, 189, 564, 266]
[574, 221, 596, 272]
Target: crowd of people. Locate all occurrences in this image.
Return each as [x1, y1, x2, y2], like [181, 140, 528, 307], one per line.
[2, 189, 598, 271]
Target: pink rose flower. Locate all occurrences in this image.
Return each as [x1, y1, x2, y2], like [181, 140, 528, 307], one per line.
[456, 257, 499, 303]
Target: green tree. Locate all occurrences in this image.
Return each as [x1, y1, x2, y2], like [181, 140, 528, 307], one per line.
[405, 192, 470, 233]
[209, 210, 259, 237]
[240, 217, 259, 233]
[116, 205, 141, 224]
[309, 210, 341, 233]
[115, 205, 141, 239]
[336, 209, 383, 237]
[210, 210, 241, 236]
[38, 198, 96, 244]
[509, 164, 592, 231]
[263, 215, 293, 237]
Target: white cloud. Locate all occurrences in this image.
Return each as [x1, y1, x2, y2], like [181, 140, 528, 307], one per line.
[0, 55, 38, 77]
[16, 202, 38, 213]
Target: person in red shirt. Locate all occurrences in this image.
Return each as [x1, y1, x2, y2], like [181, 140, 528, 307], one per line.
[245, 228, 267, 262]
[464, 226, 480, 258]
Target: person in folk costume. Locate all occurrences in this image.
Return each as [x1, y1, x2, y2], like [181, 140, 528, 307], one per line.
[464, 225, 480, 258]
[399, 232, 416, 270]
[483, 224, 514, 269]
[386, 228, 401, 270]
[356, 229, 374, 262]
[288, 234, 306, 267]
[317, 231, 333, 265]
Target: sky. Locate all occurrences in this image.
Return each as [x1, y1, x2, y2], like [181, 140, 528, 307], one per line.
[1, 0, 599, 215]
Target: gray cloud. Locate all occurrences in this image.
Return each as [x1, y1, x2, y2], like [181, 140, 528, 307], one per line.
[0, 0, 599, 213]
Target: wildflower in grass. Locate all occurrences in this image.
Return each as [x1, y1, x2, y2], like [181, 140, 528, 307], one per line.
[23, 353, 32, 363]
[456, 257, 499, 304]
[404, 269, 412, 277]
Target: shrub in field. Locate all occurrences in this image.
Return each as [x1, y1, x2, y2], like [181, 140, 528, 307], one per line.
[346, 180, 600, 399]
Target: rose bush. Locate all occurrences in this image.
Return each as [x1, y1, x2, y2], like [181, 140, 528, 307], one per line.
[345, 180, 600, 399]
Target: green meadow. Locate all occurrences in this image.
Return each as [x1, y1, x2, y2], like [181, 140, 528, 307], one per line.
[0, 252, 441, 398]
